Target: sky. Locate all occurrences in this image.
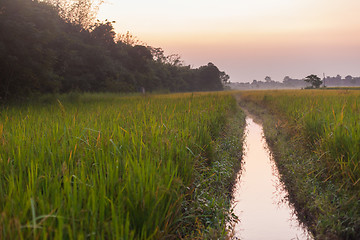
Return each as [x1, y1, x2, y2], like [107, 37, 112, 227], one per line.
[98, 0, 360, 83]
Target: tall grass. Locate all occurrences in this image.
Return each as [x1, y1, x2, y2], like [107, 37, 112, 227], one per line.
[238, 89, 360, 238]
[239, 90, 360, 187]
[0, 92, 236, 239]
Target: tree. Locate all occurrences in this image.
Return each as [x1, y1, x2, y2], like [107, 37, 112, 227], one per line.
[265, 76, 272, 82]
[283, 76, 290, 82]
[304, 74, 322, 88]
[196, 63, 223, 91]
[0, 0, 230, 101]
[44, 0, 103, 29]
[116, 31, 143, 46]
[126, 45, 153, 73]
[345, 75, 353, 81]
[148, 47, 166, 63]
[90, 20, 116, 46]
[220, 71, 230, 84]
[166, 54, 183, 66]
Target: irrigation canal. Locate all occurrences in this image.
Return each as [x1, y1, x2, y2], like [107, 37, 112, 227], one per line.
[231, 117, 312, 240]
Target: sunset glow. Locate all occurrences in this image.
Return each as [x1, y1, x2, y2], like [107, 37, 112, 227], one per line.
[98, 0, 360, 82]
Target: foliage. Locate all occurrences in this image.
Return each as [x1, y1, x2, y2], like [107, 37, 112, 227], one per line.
[43, 0, 104, 29]
[220, 71, 230, 85]
[116, 31, 143, 46]
[304, 74, 323, 88]
[0, 0, 226, 102]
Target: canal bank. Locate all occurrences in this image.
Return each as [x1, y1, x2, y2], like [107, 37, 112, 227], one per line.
[231, 116, 311, 239]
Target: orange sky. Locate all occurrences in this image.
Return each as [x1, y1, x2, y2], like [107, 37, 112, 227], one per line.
[98, 0, 360, 82]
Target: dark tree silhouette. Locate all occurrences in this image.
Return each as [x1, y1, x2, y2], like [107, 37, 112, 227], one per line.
[0, 0, 228, 101]
[196, 63, 223, 91]
[304, 74, 322, 88]
[220, 71, 230, 84]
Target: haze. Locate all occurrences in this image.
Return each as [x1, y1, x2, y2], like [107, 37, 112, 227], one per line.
[98, 0, 360, 82]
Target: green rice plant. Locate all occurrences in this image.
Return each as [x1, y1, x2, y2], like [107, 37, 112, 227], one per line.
[0, 92, 237, 239]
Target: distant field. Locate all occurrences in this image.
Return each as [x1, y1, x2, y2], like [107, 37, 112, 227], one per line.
[322, 87, 360, 90]
[0, 92, 240, 239]
[238, 89, 360, 238]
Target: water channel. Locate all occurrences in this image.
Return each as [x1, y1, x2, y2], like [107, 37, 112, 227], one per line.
[231, 116, 312, 240]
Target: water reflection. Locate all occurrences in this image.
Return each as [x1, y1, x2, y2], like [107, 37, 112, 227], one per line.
[231, 117, 312, 240]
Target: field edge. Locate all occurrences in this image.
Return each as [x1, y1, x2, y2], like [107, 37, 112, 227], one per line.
[181, 100, 246, 239]
[236, 96, 332, 239]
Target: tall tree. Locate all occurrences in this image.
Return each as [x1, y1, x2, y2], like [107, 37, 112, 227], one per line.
[196, 63, 223, 91]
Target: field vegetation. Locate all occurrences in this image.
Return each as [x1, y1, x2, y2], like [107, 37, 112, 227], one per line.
[0, 92, 245, 239]
[237, 89, 360, 239]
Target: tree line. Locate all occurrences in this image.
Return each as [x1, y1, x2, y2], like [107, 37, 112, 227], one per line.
[0, 0, 228, 101]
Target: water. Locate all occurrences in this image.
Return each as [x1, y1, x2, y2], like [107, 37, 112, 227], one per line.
[231, 117, 312, 240]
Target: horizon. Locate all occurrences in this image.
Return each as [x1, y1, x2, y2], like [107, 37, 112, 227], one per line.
[98, 0, 360, 83]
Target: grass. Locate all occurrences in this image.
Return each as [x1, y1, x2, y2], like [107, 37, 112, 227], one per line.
[237, 89, 360, 239]
[180, 103, 245, 239]
[0, 92, 246, 239]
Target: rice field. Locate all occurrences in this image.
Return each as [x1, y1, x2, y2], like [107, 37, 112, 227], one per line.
[238, 89, 360, 238]
[239, 89, 360, 187]
[0, 92, 240, 239]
